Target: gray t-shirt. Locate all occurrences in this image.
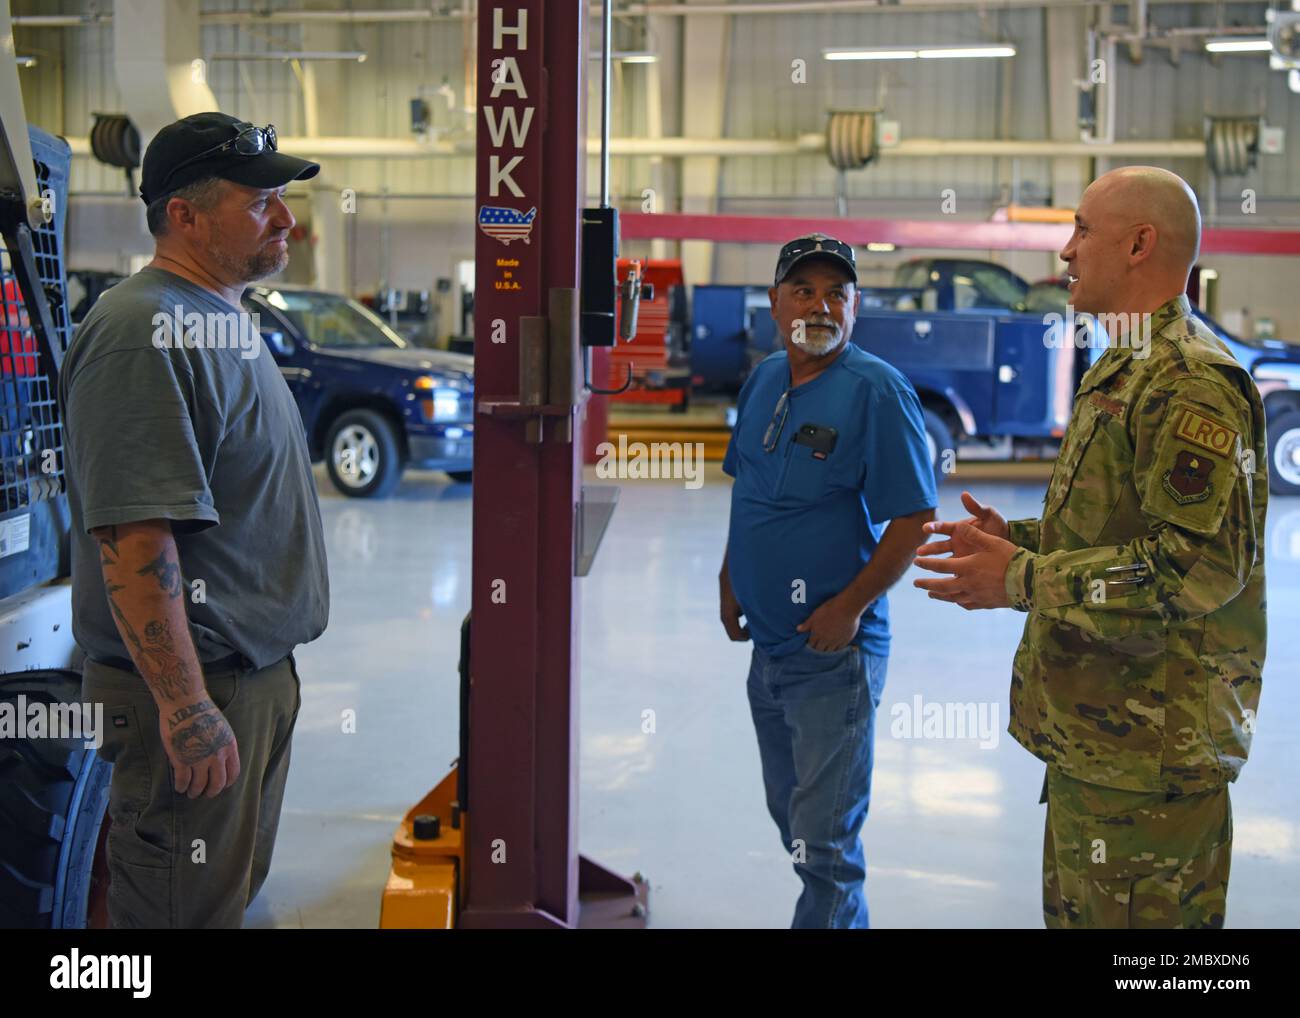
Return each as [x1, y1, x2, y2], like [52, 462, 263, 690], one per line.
[59, 266, 329, 670]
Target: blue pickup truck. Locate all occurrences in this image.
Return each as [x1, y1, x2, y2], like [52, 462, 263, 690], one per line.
[692, 257, 1300, 496]
[70, 273, 475, 498]
[242, 285, 474, 497]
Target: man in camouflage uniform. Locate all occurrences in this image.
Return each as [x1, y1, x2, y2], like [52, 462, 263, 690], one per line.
[913, 166, 1267, 929]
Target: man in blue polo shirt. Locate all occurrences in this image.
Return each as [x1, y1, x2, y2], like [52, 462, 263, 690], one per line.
[720, 234, 937, 929]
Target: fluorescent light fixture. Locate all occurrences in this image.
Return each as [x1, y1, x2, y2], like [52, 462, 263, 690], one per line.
[207, 50, 368, 62]
[1204, 38, 1272, 53]
[825, 44, 1014, 61]
[866, 242, 897, 253]
[825, 48, 918, 61]
[919, 45, 1016, 59]
[587, 51, 658, 63]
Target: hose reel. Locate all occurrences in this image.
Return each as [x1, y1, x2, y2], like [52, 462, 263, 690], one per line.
[89, 113, 141, 194]
[825, 110, 878, 171]
[1205, 117, 1260, 177]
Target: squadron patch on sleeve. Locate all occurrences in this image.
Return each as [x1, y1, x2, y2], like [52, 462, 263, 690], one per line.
[1162, 449, 1214, 505]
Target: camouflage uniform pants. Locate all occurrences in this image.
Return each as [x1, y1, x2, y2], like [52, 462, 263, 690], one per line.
[1040, 766, 1232, 929]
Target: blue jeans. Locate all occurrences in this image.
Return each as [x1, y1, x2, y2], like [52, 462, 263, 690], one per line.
[746, 643, 887, 929]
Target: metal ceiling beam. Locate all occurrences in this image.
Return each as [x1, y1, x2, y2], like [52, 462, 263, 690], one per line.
[619, 211, 1300, 256]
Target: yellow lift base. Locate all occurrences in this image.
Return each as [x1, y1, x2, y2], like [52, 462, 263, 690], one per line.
[379, 768, 463, 929]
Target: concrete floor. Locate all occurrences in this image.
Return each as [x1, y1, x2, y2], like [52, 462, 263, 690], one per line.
[246, 462, 1300, 929]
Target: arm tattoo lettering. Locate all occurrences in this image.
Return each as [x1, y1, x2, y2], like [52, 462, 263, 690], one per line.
[167, 698, 215, 730]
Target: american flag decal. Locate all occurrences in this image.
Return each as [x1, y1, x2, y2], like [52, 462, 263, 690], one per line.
[478, 205, 537, 245]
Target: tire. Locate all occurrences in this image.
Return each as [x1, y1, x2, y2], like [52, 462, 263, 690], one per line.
[1267, 409, 1300, 497]
[325, 409, 404, 498]
[922, 408, 955, 484]
[0, 669, 111, 929]
[445, 471, 473, 484]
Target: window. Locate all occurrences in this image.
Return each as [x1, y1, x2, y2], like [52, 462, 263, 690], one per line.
[260, 290, 408, 349]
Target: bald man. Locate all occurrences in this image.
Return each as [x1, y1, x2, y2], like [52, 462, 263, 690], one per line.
[914, 167, 1267, 929]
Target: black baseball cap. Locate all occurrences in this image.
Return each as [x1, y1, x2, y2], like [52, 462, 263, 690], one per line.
[139, 112, 319, 205]
[774, 233, 858, 286]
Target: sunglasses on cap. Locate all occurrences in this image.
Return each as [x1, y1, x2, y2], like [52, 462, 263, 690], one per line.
[774, 233, 857, 286]
[780, 235, 854, 263]
[158, 122, 278, 195]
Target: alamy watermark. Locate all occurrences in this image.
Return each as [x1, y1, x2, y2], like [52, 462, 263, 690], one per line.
[889, 694, 999, 749]
[151, 305, 262, 360]
[1042, 307, 1151, 359]
[0, 697, 103, 749]
[593, 434, 705, 490]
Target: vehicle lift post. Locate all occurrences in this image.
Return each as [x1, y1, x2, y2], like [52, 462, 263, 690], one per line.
[380, 0, 648, 928]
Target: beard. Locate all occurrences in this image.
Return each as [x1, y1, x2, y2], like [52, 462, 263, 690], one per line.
[798, 323, 843, 355]
[206, 224, 289, 284]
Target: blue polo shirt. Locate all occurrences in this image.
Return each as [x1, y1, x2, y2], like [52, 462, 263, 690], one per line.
[723, 342, 937, 658]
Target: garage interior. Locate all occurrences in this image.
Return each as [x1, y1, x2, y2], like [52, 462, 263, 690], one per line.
[2, 0, 1298, 930]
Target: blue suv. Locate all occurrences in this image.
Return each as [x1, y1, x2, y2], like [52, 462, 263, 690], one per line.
[241, 284, 474, 497]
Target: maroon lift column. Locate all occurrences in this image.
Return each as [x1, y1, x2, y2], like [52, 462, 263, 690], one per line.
[463, 0, 586, 927]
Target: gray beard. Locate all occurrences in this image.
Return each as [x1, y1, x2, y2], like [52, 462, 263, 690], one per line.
[799, 329, 843, 356]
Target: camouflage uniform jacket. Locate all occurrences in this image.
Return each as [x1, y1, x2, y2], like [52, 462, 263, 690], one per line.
[1003, 295, 1267, 795]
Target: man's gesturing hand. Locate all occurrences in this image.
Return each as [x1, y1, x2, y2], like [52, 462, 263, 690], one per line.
[912, 519, 1017, 610]
[955, 490, 1009, 541]
[160, 698, 241, 798]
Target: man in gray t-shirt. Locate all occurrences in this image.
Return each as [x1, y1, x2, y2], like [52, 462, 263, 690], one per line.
[61, 112, 329, 928]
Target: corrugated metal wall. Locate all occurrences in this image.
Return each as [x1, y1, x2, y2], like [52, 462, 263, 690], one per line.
[11, 0, 1300, 306]
[17, 1, 1297, 207]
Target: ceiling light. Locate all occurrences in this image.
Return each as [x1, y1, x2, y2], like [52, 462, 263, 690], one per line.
[1204, 38, 1272, 53]
[587, 51, 658, 63]
[825, 44, 1014, 61]
[918, 45, 1016, 59]
[866, 242, 896, 252]
[207, 50, 368, 62]
[825, 48, 918, 61]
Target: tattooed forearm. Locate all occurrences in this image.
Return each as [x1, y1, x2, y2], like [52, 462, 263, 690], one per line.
[138, 551, 183, 598]
[170, 710, 234, 763]
[167, 698, 215, 730]
[95, 521, 203, 705]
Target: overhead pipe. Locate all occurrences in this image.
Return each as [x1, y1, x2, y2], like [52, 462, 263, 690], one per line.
[61, 134, 1208, 160]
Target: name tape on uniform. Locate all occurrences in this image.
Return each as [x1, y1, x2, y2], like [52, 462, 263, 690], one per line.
[1175, 407, 1238, 459]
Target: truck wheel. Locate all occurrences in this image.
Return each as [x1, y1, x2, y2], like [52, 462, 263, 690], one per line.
[1267, 409, 1300, 497]
[325, 409, 404, 498]
[922, 409, 955, 483]
[0, 670, 111, 928]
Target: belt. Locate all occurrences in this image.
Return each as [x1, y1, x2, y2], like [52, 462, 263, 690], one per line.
[92, 651, 252, 675]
